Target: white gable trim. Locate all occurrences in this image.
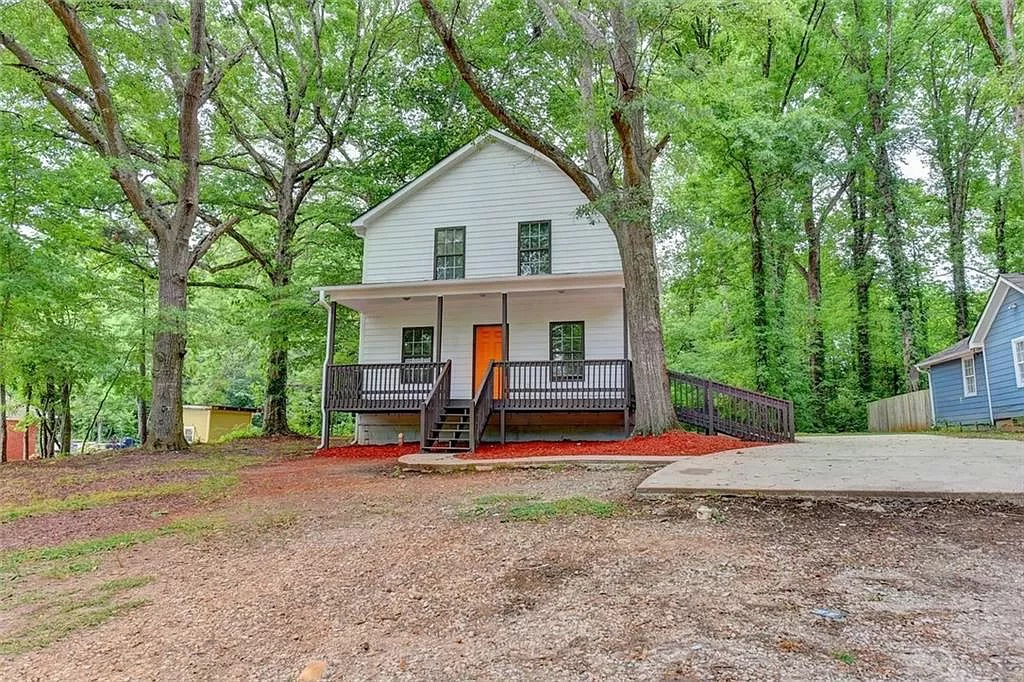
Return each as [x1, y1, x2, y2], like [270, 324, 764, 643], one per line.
[350, 130, 574, 234]
[969, 275, 1024, 349]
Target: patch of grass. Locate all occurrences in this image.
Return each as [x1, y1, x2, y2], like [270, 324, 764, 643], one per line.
[0, 577, 152, 655]
[0, 474, 239, 522]
[0, 516, 224, 577]
[196, 473, 240, 500]
[833, 651, 856, 665]
[153, 453, 268, 474]
[466, 494, 621, 522]
[504, 496, 621, 521]
[98, 575, 154, 593]
[42, 558, 102, 579]
[934, 429, 1024, 441]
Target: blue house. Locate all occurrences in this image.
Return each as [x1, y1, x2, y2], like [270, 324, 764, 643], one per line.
[917, 273, 1024, 428]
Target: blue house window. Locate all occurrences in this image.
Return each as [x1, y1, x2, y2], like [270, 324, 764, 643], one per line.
[1013, 336, 1024, 388]
[961, 355, 977, 397]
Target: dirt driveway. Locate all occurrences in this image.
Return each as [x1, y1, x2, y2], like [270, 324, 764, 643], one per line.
[1, 439, 1022, 680]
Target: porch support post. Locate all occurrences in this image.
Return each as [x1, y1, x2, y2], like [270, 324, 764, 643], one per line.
[501, 292, 507, 444]
[622, 287, 629, 359]
[435, 296, 443, 362]
[622, 287, 630, 438]
[319, 300, 338, 449]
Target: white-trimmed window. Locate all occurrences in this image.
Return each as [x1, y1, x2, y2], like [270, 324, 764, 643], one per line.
[962, 354, 978, 397]
[1013, 336, 1024, 388]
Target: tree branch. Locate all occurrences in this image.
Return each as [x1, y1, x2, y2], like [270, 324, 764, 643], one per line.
[419, 0, 599, 201]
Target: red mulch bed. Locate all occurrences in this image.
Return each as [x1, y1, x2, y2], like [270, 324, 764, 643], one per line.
[314, 432, 762, 461]
[459, 431, 763, 460]
[315, 443, 420, 459]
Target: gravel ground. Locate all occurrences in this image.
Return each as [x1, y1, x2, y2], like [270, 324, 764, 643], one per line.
[2, 446, 1022, 681]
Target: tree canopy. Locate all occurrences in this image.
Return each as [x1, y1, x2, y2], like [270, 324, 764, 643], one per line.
[0, 0, 1020, 457]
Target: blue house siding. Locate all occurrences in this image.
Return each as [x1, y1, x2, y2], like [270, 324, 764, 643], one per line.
[983, 288, 1024, 420]
[930, 353, 990, 425]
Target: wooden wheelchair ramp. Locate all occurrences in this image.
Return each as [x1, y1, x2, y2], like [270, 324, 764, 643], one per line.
[668, 371, 795, 443]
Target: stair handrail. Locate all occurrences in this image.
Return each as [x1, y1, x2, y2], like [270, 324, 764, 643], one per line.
[419, 360, 452, 450]
[469, 361, 496, 452]
[668, 369, 795, 442]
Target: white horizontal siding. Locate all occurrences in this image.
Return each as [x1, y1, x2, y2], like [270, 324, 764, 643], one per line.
[356, 288, 626, 399]
[361, 139, 620, 283]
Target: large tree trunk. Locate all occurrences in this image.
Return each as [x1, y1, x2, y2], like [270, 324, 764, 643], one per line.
[867, 89, 918, 392]
[0, 382, 6, 463]
[262, 266, 293, 436]
[994, 193, 1008, 273]
[746, 175, 772, 392]
[801, 188, 826, 429]
[59, 380, 71, 455]
[849, 175, 874, 395]
[940, 159, 970, 337]
[138, 277, 148, 444]
[610, 216, 677, 435]
[147, 238, 189, 450]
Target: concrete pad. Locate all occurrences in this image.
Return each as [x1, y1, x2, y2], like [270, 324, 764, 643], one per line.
[636, 434, 1024, 501]
[399, 451, 682, 472]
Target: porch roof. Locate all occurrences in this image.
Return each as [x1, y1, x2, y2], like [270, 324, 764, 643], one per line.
[314, 271, 624, 312]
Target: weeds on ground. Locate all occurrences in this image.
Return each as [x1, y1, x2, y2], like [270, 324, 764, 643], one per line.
[833, 651, 857, 665]
[154, 453, 268, 474]
[0, 474, 239, 522]
[0, 575, 153, 655]
[0, 516, 224, 578]
[465, 494, 621, 522]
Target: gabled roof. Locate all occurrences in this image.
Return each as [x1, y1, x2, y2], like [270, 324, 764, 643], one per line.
[969, 273, 1024, 349]
[349, 129, 565, 236]
[917, 336, 972, 369]
[917, 273, 1024, 370]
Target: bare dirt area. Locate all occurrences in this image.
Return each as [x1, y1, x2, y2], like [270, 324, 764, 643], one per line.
[1, 439, 1022, 681]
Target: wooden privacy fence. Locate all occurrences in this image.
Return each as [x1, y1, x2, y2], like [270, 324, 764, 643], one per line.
[867, 390, 932, 432]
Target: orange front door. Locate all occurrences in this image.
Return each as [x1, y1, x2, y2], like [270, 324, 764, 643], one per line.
[474, 325, 504, 398]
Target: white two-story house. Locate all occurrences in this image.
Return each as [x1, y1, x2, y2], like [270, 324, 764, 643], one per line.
[314, 130, 634, 451]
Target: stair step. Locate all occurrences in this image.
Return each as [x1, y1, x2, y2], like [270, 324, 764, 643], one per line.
[423, 445, 471, 453]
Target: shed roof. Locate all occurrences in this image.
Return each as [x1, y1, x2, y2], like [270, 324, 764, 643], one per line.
[183, 405, 259, 413]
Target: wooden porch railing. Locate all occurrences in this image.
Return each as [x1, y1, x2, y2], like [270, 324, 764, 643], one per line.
[419, 360, 452, 450]
[494, 359, 633, 410]
[324, 362, 445, 412]
[668, 371, 794, 442]
[469, 360, 496, 451]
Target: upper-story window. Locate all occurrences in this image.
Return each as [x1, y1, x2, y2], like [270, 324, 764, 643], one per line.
[518, 220, 551, 275]
[434, 227, 465, 280]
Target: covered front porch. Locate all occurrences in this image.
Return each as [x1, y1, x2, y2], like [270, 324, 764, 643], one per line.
[315, 272, 633, 451]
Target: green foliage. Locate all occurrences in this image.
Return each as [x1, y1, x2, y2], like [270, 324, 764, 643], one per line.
[0, 0, 1018, 443]
[466, 494, 621, 521]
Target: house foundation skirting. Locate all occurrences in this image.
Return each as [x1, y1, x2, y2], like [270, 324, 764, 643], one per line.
[355, 411, 627, 446]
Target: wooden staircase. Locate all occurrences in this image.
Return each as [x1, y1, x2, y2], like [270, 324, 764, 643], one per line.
[422, 403, 473, 454]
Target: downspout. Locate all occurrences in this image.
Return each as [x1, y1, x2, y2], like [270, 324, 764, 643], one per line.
[980, 348, 995, 425]
[925, 368, 936, 427]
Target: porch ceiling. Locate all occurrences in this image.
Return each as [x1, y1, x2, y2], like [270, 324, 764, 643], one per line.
[314, 271, 624, 312]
